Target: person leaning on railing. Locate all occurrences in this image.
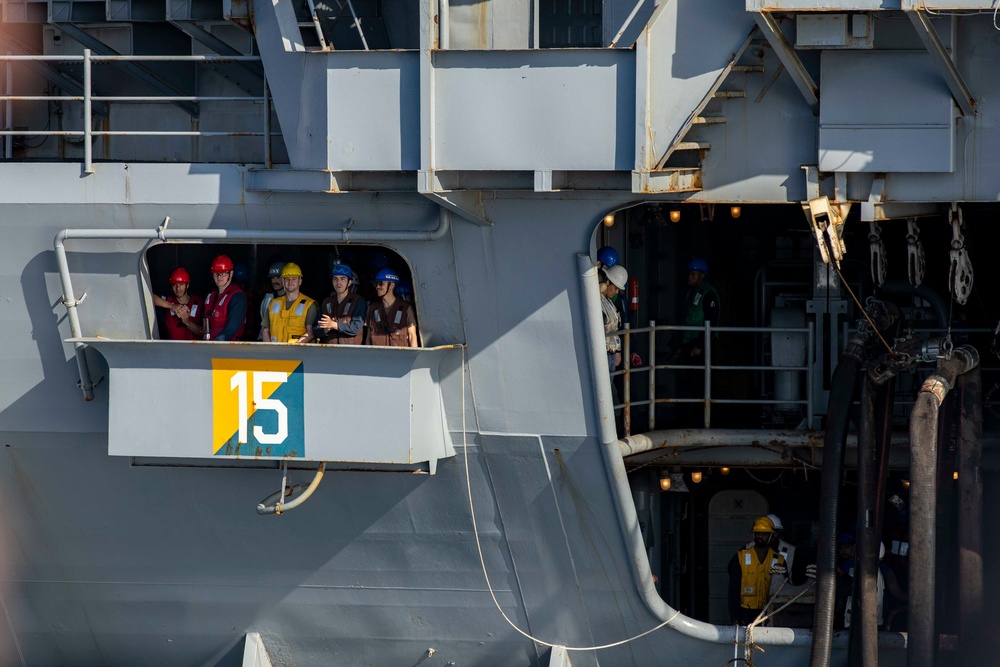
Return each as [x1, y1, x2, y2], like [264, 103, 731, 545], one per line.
[315, 264, 367, 345]
[365, 269, 418, 348]
[262, 262, 317, 344]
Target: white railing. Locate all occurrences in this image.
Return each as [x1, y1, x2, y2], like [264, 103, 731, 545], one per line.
[0, 50, 277, 172]
[610, 321, 815, 435]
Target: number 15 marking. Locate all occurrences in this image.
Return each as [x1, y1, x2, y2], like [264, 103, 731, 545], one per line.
[230, 370, 289, 445]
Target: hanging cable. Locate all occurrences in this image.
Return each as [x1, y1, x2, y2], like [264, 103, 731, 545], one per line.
[460, 346, 680, 651]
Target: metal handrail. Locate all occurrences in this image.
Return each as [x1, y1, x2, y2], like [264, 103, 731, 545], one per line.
[609, 320, 815, 435]
[0, 50, 274, 173]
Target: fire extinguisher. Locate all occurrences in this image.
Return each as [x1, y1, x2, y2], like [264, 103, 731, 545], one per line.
[629, 277, 639, 311]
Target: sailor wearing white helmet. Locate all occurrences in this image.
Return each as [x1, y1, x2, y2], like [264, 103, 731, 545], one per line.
[601, 265, 629, 372]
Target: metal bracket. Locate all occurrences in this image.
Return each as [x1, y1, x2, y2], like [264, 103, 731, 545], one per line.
[906, 218, 925, 288]
[948, 205, 973, 305]
[752, 12, 818, 108]
[906, 10, 975, 116]
[421, 190, 492, 227]
[807, 196, 849, 268]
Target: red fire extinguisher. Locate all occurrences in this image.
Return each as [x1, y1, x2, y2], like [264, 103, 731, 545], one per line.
[629, 277, 639, 311]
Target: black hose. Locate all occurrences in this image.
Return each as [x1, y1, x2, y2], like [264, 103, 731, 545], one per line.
[957, 368, 983, 662]
[852, 375, 879, 667]
[908, 347, 979, 667]
[809, 350, 861, 667]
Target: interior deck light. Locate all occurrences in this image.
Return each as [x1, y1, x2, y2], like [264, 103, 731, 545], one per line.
[603, 213, 616, 227]
[669, 209, 681, 223]
[730, 206, 741, 219]
[690, 471, 703, 484]
[660, 473, 672, 491]
[720, 467, 731, 476]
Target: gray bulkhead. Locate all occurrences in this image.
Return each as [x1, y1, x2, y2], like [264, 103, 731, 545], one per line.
[3, 0, 1000, 664]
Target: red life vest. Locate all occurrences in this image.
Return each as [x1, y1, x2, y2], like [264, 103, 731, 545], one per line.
[163, 294, 203, 341]
[204, 284, 245, 341]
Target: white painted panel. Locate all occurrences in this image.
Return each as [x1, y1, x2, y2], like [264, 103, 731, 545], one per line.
[433, 49, 634, 171]
[820, 51, 956, 173]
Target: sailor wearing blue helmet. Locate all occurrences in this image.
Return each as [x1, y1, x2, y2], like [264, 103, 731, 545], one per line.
[316, 264, 367, 345]
[366, 268, 418, 347]
[679, 256, 719, 360]
[597, 246, 619, 269]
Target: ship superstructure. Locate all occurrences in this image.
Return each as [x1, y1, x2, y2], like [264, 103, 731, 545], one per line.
[0, 0, 998, 665]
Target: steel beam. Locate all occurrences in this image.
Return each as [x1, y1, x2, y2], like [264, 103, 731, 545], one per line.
[906, 9, 975, 116]
[168, 19, 264, 94]
[752, 12, 818, 108]
[54, 23, 200, 118]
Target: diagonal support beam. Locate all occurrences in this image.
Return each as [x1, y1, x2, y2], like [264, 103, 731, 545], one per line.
[906, 9, 975, 116]
[752, 12, 818, 109]
[54, 23, 200, 118]
[168, 20, 264, 80]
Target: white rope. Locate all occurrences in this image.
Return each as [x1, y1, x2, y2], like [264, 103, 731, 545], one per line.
[460, 346, 680, 651]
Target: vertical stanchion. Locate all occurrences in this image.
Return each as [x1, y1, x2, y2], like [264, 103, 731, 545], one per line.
[648, 320, 656, 431]
[3, 54, 12, 159]
[83, 49, 93, 174]
[263, 79, 272, 169]
[623, 323, 631, 436]
[703, 321, 711, 428]
[533, 0, 540, 49]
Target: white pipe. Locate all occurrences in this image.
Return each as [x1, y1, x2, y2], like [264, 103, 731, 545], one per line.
[54, 210, 451, 399]
[257, 463, 326, 515]
[83, 48, 92, 174]
[577, 253, 906, 650]
[439, 0, 450, 49]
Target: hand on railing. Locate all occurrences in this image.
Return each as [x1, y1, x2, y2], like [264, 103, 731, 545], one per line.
[630, 353, 642, 367]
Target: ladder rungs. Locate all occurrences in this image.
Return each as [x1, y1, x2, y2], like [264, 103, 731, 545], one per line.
[733, 65, 764, 73]
[674, 141, 710, 151]
[692, 116, 726, 125]
[713, 91, 746, 99]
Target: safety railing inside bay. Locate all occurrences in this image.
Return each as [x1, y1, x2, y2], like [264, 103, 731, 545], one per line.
[0, 50, 277, 172]
[610, 322, 816, 435]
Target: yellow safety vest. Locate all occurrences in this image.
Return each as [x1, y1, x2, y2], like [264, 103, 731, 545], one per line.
[269, 294, 316, 343]
[737, 547, 785, 610]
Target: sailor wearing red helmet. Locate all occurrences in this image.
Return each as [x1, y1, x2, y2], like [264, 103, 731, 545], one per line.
[365, 268, 418, 347]
[202, 254, 247, 341]
[152, 267, 204, 340]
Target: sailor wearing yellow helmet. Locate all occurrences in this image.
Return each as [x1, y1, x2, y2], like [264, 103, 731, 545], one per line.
[262, 262, 317, 344]
[728, 515, 787, 626]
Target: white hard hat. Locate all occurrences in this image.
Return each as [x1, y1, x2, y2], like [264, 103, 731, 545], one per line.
[766, 513, 783, 531]
[605, 265, 628, 290]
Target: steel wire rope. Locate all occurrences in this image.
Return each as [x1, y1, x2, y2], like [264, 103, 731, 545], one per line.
[460, 346, 680, 651]
[813, 227, 897, 358]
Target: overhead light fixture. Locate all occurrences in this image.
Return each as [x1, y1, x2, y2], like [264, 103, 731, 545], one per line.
[690, 471, 703, 484]
[730, 206, 741, 219]
[603, 213, 616, 227]
[669, 209, 681, 223]
[953, 471, 959, 480]
[902, 479, 911, 489]
[660, 473, 672, 491]
[720, 467, 731, 476]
